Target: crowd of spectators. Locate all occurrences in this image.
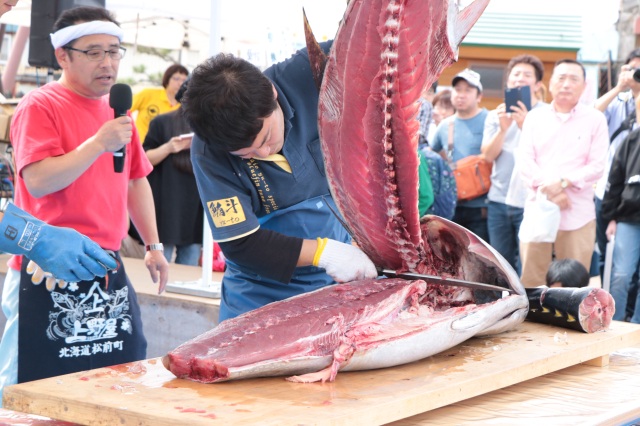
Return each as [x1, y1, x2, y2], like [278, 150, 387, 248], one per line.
[417, 51, 640, 322]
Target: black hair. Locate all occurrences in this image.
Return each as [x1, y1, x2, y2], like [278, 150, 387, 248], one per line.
[181, 53, 277, 152]
[162, 64, 189, 88]
[554, 58, 586, 80]
[545, 258, 590, 288]
[53, 6, 119, 33]
[175, 77, 190, 103]
[625, 48, 640, 65]
[506, 54, 544, 82]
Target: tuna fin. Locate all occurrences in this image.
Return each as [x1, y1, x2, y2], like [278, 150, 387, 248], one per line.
[286, 366, 333, 383]
[542, 307, 551, 314]
[452, 311, 487, 330]
[303, 8, 327, 92]
[554, 309, 563, 318]
[450, 0, 490, 48]
[566, 314, 576, 322]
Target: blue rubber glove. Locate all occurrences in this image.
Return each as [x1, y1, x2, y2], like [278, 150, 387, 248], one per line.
[0, 203, 117, 283]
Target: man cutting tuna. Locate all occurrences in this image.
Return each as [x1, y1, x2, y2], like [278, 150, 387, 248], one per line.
[182, 44, 378, 322]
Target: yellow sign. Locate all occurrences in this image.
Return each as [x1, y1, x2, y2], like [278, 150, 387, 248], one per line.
[207, 196, 246, 228]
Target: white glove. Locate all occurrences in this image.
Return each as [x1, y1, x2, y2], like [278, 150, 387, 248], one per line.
[27, 260, 72, 292]
[314, 238, 378, 283]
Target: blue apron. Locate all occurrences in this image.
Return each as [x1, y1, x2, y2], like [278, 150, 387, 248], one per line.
[17, 251, 147, 383]
[219, 195, 350, 322]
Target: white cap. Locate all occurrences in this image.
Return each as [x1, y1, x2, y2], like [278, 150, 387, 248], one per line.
[452, 68, 482, 92]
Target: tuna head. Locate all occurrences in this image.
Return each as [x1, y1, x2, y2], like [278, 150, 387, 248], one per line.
[318, 0, 490, 273]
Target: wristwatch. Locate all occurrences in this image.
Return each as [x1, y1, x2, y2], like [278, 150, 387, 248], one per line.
[145, 243, 164, 252]
[560, 178, 569, 189]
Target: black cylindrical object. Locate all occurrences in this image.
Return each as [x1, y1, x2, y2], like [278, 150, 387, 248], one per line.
[526, 287, 614, 333]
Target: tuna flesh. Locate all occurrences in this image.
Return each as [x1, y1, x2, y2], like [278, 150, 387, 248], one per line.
[163, 277, 527, 383]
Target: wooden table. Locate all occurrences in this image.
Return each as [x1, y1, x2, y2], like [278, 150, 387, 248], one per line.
[4, 321, 640, 425]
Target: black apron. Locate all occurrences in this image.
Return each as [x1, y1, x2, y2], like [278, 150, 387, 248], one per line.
[17, 251, 147, 383]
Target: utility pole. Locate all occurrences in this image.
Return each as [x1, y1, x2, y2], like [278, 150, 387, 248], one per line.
[617, 0, 640, 59]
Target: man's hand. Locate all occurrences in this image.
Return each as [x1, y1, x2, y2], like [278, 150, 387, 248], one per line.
[616, 65, 636, 93]
[314, 238, 378, 283]
[606, 220, 617, 241]
[1, 204, 117, 282]
[539, 179, 567, 199]
[495, 103, 514, 133]
[548, 192, 570, 210]
[93, 116, 134, 154]
[144, 250, 169, 294]
[508, 100, 530, 129]
[169, 134, 193, 153]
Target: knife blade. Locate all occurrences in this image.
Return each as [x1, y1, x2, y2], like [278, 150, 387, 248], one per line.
[321, 196, 511, 294]
[377, 268, 513, 293]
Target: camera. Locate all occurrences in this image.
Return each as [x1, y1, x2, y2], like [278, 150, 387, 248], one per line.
[633, 68, 640, 83]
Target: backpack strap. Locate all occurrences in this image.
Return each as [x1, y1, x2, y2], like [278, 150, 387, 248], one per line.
[610, 109, 636, 143]
[444, 120, 455, 165]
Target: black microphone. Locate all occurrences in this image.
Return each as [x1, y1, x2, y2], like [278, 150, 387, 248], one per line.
[109, 83, 133, 173]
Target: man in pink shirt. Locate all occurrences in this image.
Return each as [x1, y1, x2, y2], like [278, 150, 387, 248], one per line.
[516, 59, 608, 287]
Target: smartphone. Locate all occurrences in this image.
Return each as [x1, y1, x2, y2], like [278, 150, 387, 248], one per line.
[505, 86, 531, 112]
[179, 132, 194, 140]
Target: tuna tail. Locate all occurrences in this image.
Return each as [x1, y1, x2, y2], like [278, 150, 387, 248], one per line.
[449, 0, 490, 59]
[303, 8, 327, 92]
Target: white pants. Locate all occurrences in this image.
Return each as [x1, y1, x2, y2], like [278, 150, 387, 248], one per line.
[0, 268, 20, 407]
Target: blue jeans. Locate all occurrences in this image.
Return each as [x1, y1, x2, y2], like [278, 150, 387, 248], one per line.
[487, 201, 523, 274]
[594, 197, 608, 278]
[0, 268, 19, 407]
[609, 222, 640, 323]
[453, 206, 489, 243]
[163, 243, 202, 266]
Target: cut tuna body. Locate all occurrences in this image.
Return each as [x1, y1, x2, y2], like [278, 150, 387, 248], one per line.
[164, 278, 528, 383]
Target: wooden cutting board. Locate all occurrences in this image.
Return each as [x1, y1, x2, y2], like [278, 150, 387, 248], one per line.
[4, 321, 640, 426]
[392, 345, 640, 425]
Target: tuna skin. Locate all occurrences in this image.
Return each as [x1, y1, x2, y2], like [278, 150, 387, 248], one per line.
[164, 278, 528, 383]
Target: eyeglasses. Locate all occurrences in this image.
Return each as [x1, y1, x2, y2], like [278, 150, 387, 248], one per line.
[64, 46, 127, 61]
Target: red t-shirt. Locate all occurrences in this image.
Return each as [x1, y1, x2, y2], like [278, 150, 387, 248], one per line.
[8, 82, 152, 269]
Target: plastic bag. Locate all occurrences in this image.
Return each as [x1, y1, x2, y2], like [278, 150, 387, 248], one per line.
[518, 190, 561, 243]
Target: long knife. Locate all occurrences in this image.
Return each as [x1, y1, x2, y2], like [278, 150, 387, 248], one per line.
[322, 197, 512, 294]
[377, 268, 513, 293]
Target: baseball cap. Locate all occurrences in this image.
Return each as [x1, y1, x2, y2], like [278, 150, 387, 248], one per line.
[452, 68, 483, 92]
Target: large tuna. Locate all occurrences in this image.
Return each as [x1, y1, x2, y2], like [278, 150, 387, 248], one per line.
[164, 0, 531, 383]
[164, 275, 527, 383]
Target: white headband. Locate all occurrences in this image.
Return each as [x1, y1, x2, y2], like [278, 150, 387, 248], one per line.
[50, 21, 124, 49]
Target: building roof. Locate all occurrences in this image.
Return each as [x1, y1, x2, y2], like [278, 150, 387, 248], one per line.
[462, 12, 582, 51]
